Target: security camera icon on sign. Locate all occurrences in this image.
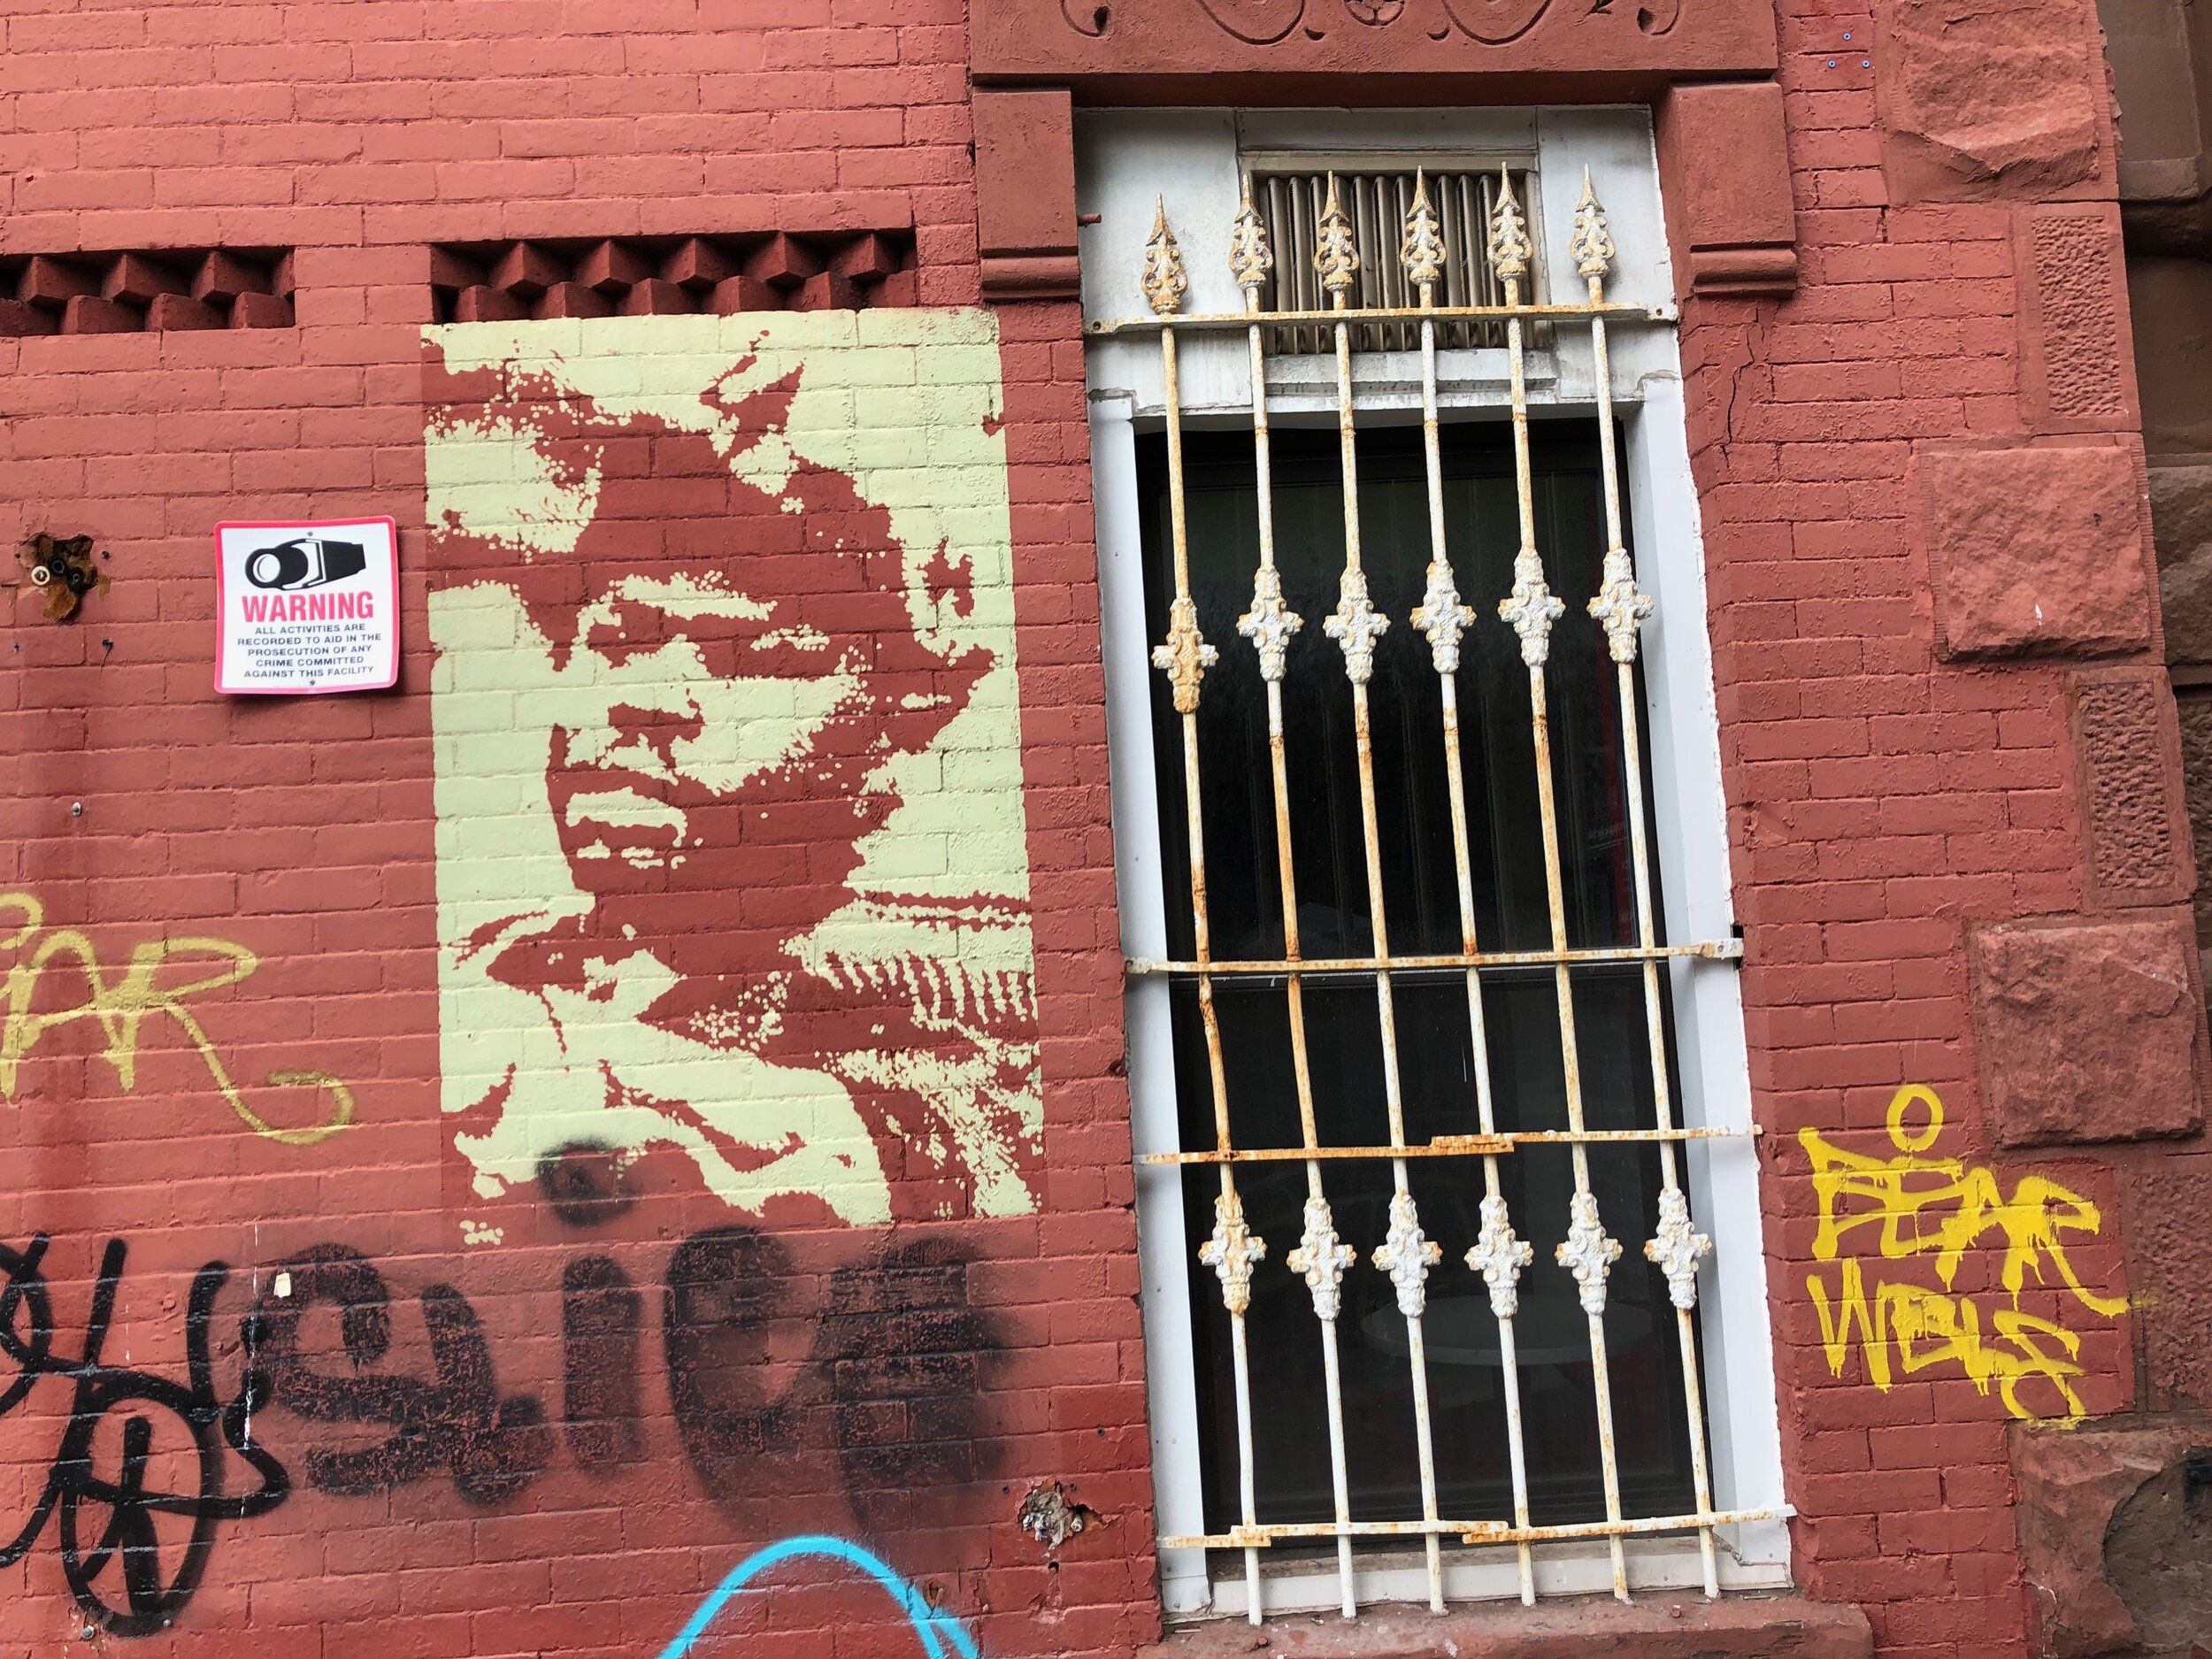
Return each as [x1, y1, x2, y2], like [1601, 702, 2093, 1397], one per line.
[244, 535, 367, 591]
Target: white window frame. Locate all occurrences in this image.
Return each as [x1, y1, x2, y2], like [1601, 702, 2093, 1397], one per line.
[1079, 105, 1790, 1622]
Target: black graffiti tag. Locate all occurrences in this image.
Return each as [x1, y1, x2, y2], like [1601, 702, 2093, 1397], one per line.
[250, 1244, 551, 1504]
[0, 1235, 289, 1637]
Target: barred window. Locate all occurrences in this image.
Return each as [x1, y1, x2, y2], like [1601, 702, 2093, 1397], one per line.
[1081, 112, 1787, 1624]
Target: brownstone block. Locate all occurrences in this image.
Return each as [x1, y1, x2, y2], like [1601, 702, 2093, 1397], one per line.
[142, 292, 224, 331]
[2068, 667, 2195, 909]
[1876, 0, 2110, 201]
[1919, 440, 2153, 657]
[1969, 914, 2205, 1148]
[2017, 204, 2135, 433]
[227, 290, 294, 328]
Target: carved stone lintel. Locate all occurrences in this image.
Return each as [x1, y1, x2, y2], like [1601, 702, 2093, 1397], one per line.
[1465, 1194, 1535, 1319]
[1645, 1186, 1711, 1311]
[1499, 547, 1564, 667]
[1152, 594, 1218, 713]
[1556, 1190, 1622, 1317]
[1237, 563, 1302, 681]
[1200, 1188, 1268, 1316]
[1286, 1194, 1356, 1321]
[1325, 565, 1389, 683]
[1372, 1190, 1444, 1318]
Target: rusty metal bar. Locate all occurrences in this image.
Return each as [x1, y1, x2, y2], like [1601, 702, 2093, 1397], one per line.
[1140, 1124, 1759, 1166]
[1087, 300, 1671, 336]
[1160, 1504, 1785, 1553]
[1572, 168, 1723, 1600]
[1125, 940, 1740, 976]
[1400, 167, 1540, 1604]
[1486, 168, 1630, 1604]
[1228, 176, 1360, 1622]
[1314, 172, 1447, 1615]
[1143, 199, 1268, 1624]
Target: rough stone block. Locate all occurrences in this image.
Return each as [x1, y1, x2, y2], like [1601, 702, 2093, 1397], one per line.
[2012, 1417, 2212, 1658]
[1969, 914, 2205, 1148]
[2017, 204, 2134, 432]
[1877, 0, 2108, 201]
[2150, 462, 2212, 667]
[2068, 667, 2195, 908]
[1920, 440, 2153, 657]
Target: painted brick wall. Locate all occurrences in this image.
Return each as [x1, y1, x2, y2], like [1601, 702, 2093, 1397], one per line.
[0, 4, 1155, 1656]
[0, 0, 2200, 1655]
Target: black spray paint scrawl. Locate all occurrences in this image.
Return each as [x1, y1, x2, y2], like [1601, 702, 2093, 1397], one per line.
[0, 1235, 290, 1637]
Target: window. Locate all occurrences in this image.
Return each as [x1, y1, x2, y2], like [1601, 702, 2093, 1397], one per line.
[1082, 111, 1789, 1622]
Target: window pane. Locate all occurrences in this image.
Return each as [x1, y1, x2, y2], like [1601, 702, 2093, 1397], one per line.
[1138, 419, 1698, 1535]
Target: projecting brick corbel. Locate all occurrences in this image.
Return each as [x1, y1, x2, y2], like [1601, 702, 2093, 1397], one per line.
[973, 88, 1080, 302]
[1653, 81, 1800, 299]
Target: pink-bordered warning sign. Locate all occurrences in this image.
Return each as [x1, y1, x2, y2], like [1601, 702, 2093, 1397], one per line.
[214, 517, 399, 695]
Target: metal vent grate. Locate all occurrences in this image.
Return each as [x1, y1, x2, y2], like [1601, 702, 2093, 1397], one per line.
[1254, 169, 1533, 354]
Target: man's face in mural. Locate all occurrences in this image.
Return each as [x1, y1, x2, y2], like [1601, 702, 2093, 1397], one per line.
[426, 329, 1041, 1228]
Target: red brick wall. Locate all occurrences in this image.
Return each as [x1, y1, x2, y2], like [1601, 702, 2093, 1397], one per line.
[0, 4, 1156, 1655]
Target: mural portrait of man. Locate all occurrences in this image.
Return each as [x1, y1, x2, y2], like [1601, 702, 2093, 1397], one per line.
[423, 312, 1041, 1230]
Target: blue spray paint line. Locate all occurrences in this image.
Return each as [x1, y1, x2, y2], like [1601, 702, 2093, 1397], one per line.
[654, 1534, 981, 1659]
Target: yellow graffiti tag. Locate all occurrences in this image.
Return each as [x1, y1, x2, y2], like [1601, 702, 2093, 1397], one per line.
[1800, 1085, 2124, 1425]
[0, 892, 354, 1145]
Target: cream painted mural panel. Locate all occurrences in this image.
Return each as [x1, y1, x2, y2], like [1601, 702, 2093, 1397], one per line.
[422, 311, 1040, 1231]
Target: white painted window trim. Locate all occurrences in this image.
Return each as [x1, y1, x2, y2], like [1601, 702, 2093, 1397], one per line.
[1082, 106, 1790, 1623]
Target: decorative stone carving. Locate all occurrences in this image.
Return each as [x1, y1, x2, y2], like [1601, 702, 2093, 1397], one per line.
[1969, 915, 2206, 1148]
[2017, 204, 2133, 432]
[2068, 667, 2194, 910]
[1917, 440, 2153, 659]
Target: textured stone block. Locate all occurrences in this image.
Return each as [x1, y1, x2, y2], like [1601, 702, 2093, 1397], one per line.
[1653, 81, 1799, 297]
[2017, 204, 2134, 432]
[2150, 462, 2212, 667]
[1920, 440, 2153, 657]
[1970, 915, 2205, 1148]
[2012, 1418, 2212, 1658]
[1876, 0, 2108, 201]
[2068, 667, 2195, 908]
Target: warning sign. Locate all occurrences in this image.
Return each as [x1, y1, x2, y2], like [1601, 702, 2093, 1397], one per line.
[214, 517, 399, 695]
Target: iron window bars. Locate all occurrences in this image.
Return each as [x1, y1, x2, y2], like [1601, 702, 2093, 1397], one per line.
[1093, 172, 1771, 1621]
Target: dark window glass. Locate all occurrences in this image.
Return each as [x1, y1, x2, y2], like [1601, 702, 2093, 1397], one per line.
[1136, 418, 1699, 1539]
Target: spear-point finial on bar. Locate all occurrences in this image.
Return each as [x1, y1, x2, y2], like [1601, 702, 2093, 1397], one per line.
[1228, 173, 1274, 300]
[1314, 172, 1361, 303]
[1486, 166, 1532, 288]
[1571, 165, 1616, 286]
[1142, 196, 1188, 317]
[1401, 167, 1445, 296]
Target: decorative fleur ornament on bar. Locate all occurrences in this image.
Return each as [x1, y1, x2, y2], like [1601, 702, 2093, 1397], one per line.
[1500, 549, 1565, 667]
[1287, 1194, 1357, 1321]
[1200, 1189, 1267, 1316]
[1372, 1191, 1445, 1318]
[1313, 172, 1362, 299]
[1557, 1191, 1624, 1317]
[1571, 166, 1617, 284]
[1400, 169, 1445, 292]
[1237, 564, 1302, 681]
[1229, 175, 1275, 296]
[1325, 568, 1389, 683]
[1142, 196, 1188, 317]
[1411, 561, 1475, 674]
[1153, 595, 1218, 714]
[1465, 1194, 1536, 1318]
[1590, 547, 1655, 664]
[1486, 166, 1533, 286]
[1647, 1187, 1712, 1310]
